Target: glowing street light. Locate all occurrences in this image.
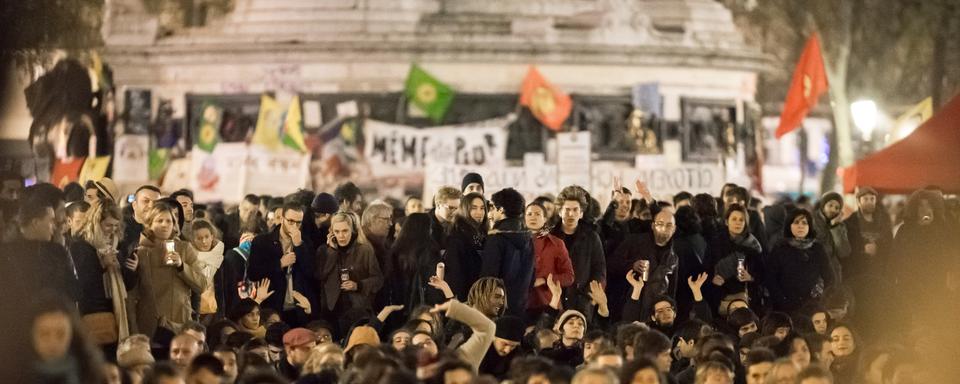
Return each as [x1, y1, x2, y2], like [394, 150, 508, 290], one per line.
[851, 100, 878, 141]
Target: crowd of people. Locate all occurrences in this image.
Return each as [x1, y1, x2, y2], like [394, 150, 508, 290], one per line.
[0, 169, 957, 384]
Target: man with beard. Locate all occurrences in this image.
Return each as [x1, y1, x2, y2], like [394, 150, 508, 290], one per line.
[843, 187, 892, 279]
[222, 194, 267, 251]
[334, 181, 364, 214]
[813, 192, 851, 285]
[309, 192, 338, 246]
[611, 209, 679, 321]
[552, 186, 606, 315]
[247, 202, 317, 327]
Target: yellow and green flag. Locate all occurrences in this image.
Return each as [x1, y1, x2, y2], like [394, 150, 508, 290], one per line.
[405, 64, 454, 123]
[282, 95, 307, 152]
[252, 95, 284, 150]
[149, 149, 169, 181]
[195, 102, 222, 152]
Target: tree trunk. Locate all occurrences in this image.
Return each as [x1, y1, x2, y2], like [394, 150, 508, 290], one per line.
[815, 0, 856, 194]
[930, 3, 951, 108]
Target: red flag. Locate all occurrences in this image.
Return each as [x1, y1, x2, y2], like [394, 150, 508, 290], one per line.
[775, 33, 829, 139]
[520, 66, 572, 131]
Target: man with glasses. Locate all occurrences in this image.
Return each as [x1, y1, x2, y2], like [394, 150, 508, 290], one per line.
[430, 186, 462, 251]
[612, 209, 679, 322]
[361, 201, 395, 308]
[248, 202, 317, 327]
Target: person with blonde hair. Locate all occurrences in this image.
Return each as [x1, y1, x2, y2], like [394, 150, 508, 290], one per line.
[315, 211, 383, 333]
[130, 200, 208, 338]
[300, 343, 345, 377]
[70, 200, 138, 358]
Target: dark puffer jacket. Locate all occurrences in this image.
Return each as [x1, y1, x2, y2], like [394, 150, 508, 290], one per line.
[481, 217, 535, 317]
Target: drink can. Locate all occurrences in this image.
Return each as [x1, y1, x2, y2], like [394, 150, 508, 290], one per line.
[640, 260, 650, 281]
[436, 262, 445, 280]
[737, 257, 746, 275]
[340, 268, 350, 282]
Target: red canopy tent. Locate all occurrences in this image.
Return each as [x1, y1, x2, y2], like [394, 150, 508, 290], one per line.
[843, 93, 960, 194]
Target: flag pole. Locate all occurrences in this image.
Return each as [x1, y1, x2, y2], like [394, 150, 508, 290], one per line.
[798, 123, 808, 197]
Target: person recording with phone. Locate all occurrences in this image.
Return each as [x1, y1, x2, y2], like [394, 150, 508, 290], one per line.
[248, 202, 317, 328]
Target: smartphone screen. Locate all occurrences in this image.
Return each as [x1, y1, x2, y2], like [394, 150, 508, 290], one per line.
[127, 194, 135, 204]
[164, 240, 176, 252]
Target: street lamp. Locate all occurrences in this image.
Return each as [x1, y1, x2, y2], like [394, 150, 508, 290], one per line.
[850, 100, 878, 141]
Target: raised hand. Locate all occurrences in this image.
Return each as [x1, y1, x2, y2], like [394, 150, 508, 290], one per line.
[689, 272, 708, 302]
[626, 269, 644, 300]
[612, 175, 623, 199]
[428, 276, 455, 299]
[635, 179, 653, 202]
[378, 305, 405, 322]
[546, 273, 562, 310]
[252, 278, 274, 304]
[291, 289, 311, 315]
[430, 300, 452, 315]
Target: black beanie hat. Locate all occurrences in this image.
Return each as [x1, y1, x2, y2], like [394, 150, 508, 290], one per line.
[818, 192, 844, 210]
[461, 172, 484, 192]
[311, 192, 339, 214]
[495, 315, 525, 342]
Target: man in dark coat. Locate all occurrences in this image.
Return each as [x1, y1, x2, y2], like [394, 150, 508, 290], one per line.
[221, 194, 268, 251]
[610, 210, 679, 320]
[843, 187, 892, 279]
[247, 202, 317, 327]
[429, 186, 462, 251]
[481, 188, 535, 317]
[552, 186, 606, 315]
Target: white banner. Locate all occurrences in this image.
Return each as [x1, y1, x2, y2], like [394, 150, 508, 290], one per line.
[190, 143, 247, 204]
[592, 161, 724, 207]
[364, 117, 510, 177]
[556, 131, 592, 188]
[112, 135, 150, 184]
[423, 164, 557, 203]
[245, 146, 311, 197]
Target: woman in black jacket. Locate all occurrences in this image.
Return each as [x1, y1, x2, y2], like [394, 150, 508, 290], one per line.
[388, 213, 444, 320]
[764, 209, 835, 313]
[69, 200, 138, 359]
[705, 204, 764, 315]
[444, 192, 488, 300]
[672, 206, 708, 324]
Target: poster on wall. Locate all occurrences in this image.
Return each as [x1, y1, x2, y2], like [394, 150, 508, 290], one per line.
[190, 143, 247, 203]
[363, 117, 510, 177]
[556, 131, 592, 188]
[113, 135, 150, 184]
[245, 146, 310, 197]
[124, 88, 152, 135]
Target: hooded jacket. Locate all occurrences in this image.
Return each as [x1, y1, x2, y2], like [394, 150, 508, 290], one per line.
[481, 217, 535, 317]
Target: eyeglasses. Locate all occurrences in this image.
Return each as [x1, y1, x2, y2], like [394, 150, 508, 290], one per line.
[653, 221, 675, 229]
[284, 217, 303, 226]
[654, 306, 675, 314]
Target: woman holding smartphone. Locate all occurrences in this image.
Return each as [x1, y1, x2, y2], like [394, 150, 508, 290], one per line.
[315, 212, 383, 334]
[130, 201, 208, 338]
